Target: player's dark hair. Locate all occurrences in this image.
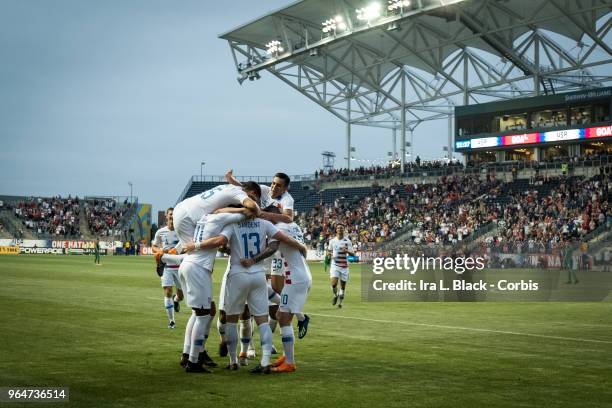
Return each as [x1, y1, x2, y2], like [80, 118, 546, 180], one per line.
[242, 181, 261, 198]
[166, 207, 174, 213]
[274, 172, 290, 187]
[263, 204, 281, 214]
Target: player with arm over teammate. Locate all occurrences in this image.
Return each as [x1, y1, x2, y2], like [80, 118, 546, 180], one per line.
[151, 207, 184, 329]
[241, 219, 311, 373]
[216, 216, 306, 373]
[328, 224, 355, 308]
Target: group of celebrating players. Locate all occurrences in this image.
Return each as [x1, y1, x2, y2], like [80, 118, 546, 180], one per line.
[151, 170, 354, 374]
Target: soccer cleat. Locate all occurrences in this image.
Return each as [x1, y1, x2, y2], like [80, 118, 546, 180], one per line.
[332, 295, 338, 306]
[168, 321, 176, 329]
[271, 355, 285, 368]
[247, 349, 257, 359]
[249, 364, 271, 374]
[155, 252, 165, 277]
[298, 314, 310, 339]
[198, 350, 218, 367]
[180, 353, 189, 368]
[271, 362, 296, 373]
[174, 300, 180, 313]
[337, 304, 342, 309]
[185, 361, 211, 373]
[225, 363, 238, 371]
[219, 341, 228, 357]
[239, 352, 249, 366]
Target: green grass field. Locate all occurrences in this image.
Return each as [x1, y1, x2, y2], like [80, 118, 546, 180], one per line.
[1, 255, 611, 408]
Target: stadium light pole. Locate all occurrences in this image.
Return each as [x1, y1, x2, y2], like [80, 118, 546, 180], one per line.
[200, 162, 205, 181]
[128, 182, 133, 204]
[400, 72, 406, 173]
[392, 128, 397, 160]
[347, 97, 351, 171]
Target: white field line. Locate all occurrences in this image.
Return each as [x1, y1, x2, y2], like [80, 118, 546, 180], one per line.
[310, 313, 612, 345]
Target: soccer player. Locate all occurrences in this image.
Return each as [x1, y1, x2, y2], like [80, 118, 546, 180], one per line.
[94, 237, 101, 265]
[152, 208, 184, 329]
[176, 206, 256, 373]
[172, 183, 261, 250]
[241, 220, 312, 373]
[225, 170, 294, 296]
[215, 217, 306, 373]
[328, 224, 355, 308]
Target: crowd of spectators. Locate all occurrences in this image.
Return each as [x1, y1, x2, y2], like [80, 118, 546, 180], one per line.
[298, 174, 502, 250]
[297, 172, 611, 257]
[13, 196, 81, 237]
[84, 199, 129, 237]
[315, 157, 464, 182]
[483, 176, 611, 254]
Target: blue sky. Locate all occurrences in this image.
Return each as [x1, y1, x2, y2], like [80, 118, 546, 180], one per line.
[0, 0, 452, 213]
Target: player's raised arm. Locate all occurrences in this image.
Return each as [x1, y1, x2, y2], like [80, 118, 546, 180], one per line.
[240, 240, 281, 267]
[225, 169, 243, 187]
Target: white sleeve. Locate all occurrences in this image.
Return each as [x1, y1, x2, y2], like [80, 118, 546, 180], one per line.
[219, 225, 234, 241]
[327, 239, 333, 251]
[153, 229, 162, 247]
[229, 185, 248, 205]
[263, 219, 280, 241]
[347, 239, 354, 252]
[281, 193, 294, 211]
[259, 185, 272, 208]
[213, 213, 245, 225]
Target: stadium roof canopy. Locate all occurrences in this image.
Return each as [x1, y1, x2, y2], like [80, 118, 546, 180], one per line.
[220, 0, 611, 165]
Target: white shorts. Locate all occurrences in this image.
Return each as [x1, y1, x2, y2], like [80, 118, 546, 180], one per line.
[270, 252, 285, 277]
[161, 267, 181, 289]
[172, 203, 195, 246]
[178, 261, 212, 309]
[330, 265, 349, 281]
[224, 272, 268, 316]
[279, 281, 311, 314]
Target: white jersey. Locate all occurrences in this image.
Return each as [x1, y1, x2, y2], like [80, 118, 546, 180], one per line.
[153, 226, 180, 267]
[275, 222, 311, 284]
[220, 218, 279, 275]
[328, 236, 353, 268]
[180, 184, 248, 223]
[260, 185, 294, 212]
[183, 212, 245, 271]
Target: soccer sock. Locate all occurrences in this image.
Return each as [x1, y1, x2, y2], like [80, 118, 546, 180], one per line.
[332, 286, 338, 295]
[189, 315, 210, 363]
[161, 254, 183, 264]
[217, 318, 226, 342]
[295, 313, 305, 322]
[173, 294, 180, 304]
[269, 317, 278, 333]
[258, 322, 273, 367]
[164, 297, 175, 323]
[280, 325, 295, 364]
[183, 312, 196, 354]
[338, 288, 344, 297]
[226, 322, 238, 365]
[239, 319, 251, 355]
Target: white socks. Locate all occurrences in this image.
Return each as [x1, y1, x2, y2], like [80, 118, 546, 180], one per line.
[226, 322, 238, 364]
[280, 325, 295, 364]
[295, 313, 305, 322]
[239, 319, 251, 354]
[164, 297, 174, 323]
[183, 312, 196, 354]
[189, 315, 211, 363]
[258, 322, 273, 367]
